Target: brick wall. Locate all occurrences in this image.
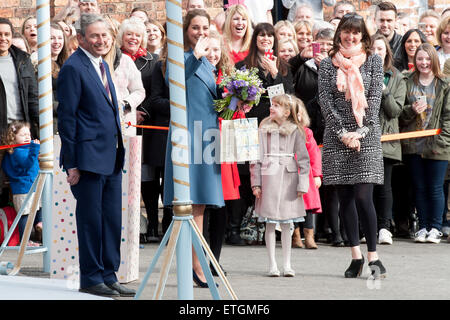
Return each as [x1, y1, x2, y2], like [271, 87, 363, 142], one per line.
[2, 0, 224, 30]
[1, 0, 446, 31]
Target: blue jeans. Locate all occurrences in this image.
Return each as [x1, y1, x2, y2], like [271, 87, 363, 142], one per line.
[18, 208, 42, 240]
[404, 155, 449, 231]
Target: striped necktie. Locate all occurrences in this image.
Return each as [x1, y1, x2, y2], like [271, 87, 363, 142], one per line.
[99, 61, 112, 101]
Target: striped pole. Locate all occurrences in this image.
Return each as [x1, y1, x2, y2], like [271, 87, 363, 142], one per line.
[166, 0, 194, 299]
[36, 0, 53, 273]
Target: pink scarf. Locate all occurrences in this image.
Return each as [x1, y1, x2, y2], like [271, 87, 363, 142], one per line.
[332, 43, 367, 127]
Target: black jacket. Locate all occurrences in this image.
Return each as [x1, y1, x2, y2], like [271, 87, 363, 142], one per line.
[389, 31, 403, 61]
[293, 59, 324, 144]
[131, 52, 159, 165]
[0, 45, 39, 137]
[235, 61, 294, 125]
[145, 60, 170, 167]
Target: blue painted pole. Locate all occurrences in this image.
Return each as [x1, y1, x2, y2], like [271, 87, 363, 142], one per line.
[166, 0, 194, 299]
[36, 0, 53, 273]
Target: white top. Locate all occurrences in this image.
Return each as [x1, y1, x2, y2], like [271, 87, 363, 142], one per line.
[437, 48, 450, 71]
[245, 0, 274, 24]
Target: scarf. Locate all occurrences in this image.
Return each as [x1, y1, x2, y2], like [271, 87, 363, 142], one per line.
[331, 43, 367, 127]
[121, 47, 147, 62]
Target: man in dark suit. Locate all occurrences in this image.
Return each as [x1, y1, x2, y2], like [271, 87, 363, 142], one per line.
[57, 13, 134, 297]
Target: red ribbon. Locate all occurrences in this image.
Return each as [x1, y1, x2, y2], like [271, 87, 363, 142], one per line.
[126, 122, 169, 131]
[0, 142, 30, 150]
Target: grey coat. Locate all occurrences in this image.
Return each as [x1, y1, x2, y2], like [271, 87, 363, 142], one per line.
[250, 118, 310, 221]
[380, 67, 407, 161]
[318, 54, 384, 185]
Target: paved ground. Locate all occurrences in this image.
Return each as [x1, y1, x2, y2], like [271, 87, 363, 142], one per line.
[1, 235, 449, 300]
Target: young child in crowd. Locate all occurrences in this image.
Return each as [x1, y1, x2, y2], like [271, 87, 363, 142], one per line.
[1, 121, 42, 246]
[292, 98, 323, 248]
[250, 94, 310, 277]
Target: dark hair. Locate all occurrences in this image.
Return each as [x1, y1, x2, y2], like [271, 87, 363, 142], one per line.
[371, 33, 393, 73]
[376, 1, 397, 17]
[394, 28, 427, 72]
[183, 9, 210, 51]
[50, 22, 70, 68]
[329, 13, 372, 58]
[243, 22, 289, 77]
[0, 18, 14, 34]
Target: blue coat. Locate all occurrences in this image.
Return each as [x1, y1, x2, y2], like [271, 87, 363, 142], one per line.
[163, 51, 224, 207]
[57, 49, 124, 175]
[1, 142, 39, 195]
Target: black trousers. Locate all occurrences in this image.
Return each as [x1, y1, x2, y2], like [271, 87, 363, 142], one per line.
[373, 158, 396, 231]
[203, 203, 229, 263]
[141, 166, 173, 236]
[336, 184, 378, 252]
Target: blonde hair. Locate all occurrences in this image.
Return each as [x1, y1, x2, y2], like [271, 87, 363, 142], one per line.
[436, 16, 450, 48]
[294, 19, 312, 34]
[208, 30, 234, 75]
[277, 37, 299, 55]
[222, 4, 253, 53]
[271, 94, 309, 137]
[274, 20, 297, 43]
[2, 121, 30, 154]
[117, 17, 148, 50]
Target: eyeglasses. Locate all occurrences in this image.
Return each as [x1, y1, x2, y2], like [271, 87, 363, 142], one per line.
[342, 13, 363, 20]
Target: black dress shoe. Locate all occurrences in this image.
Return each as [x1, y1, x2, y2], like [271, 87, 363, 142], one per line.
[368, 260, 387, 279]
[193, 270, 219, 288]
[106, 282, 136, 297]
[79, 283, 120, 297]
[344, 255, 365, 278]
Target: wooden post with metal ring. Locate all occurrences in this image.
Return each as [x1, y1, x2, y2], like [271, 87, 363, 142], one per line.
[134, 0, 237, 300]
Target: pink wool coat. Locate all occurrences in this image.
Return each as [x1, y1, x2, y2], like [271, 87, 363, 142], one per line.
[303, 127, 322, 213]
[250, 118, 310, 221]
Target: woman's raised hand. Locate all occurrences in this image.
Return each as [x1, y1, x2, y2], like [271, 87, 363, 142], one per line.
[194, 36, 210, 60]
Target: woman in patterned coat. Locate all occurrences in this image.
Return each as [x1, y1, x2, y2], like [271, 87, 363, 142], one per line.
[318, 13, 386, 279]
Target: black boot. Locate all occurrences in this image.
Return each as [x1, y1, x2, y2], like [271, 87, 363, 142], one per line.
[228, 230, 246, 245]
[344, 255, 365, 278]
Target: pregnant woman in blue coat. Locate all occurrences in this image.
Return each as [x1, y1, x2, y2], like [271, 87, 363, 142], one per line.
[164, 9, 224, 287]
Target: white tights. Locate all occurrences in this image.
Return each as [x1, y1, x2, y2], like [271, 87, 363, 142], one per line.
[265, 222, 292, 272]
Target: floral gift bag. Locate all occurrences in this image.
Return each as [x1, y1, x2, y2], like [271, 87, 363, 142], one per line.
[220, 117, 259, 163]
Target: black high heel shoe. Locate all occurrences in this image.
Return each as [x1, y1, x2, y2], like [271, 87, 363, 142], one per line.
[368, 260, 387, 279]
[193, 270, 219, 288]
[344, 255, 365, 278]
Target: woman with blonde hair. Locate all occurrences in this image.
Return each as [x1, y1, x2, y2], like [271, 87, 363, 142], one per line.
[21, 16, 37, 53]
[436, 16, 450, 70]
[274, 20, 296, 43]
[222, 4, 253, 63]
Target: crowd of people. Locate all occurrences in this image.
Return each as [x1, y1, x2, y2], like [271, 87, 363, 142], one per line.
[0, 0, 450, 296]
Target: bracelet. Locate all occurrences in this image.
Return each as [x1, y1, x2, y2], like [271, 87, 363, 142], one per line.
[252, 186, 261, 190]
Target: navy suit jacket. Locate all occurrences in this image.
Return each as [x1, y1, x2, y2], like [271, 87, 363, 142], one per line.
[57, 48, 124, 175]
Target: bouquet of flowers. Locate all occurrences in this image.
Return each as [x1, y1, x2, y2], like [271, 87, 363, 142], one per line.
[214, 66, 265, 120]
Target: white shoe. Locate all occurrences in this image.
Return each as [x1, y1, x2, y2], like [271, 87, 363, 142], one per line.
[426, 228, 443, 244]
[360, 237, 366, 243]
[267, 268, 280, 277]
[378, 228, 393, 245]
[283, 268, 295, 277]
[414, 228, 428, 243]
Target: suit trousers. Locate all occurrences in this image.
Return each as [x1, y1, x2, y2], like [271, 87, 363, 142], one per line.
[71, 169, 122, 289]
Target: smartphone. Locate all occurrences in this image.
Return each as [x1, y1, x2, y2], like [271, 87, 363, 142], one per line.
[312, 42, 321, 56]
[417, 95, 427, 105]
[264, 49, 273, 60]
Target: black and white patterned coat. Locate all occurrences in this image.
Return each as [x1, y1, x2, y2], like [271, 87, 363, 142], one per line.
[318, 54, 384, 185]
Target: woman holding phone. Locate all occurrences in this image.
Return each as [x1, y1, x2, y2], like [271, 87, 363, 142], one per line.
[400, 43, 450, 244]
